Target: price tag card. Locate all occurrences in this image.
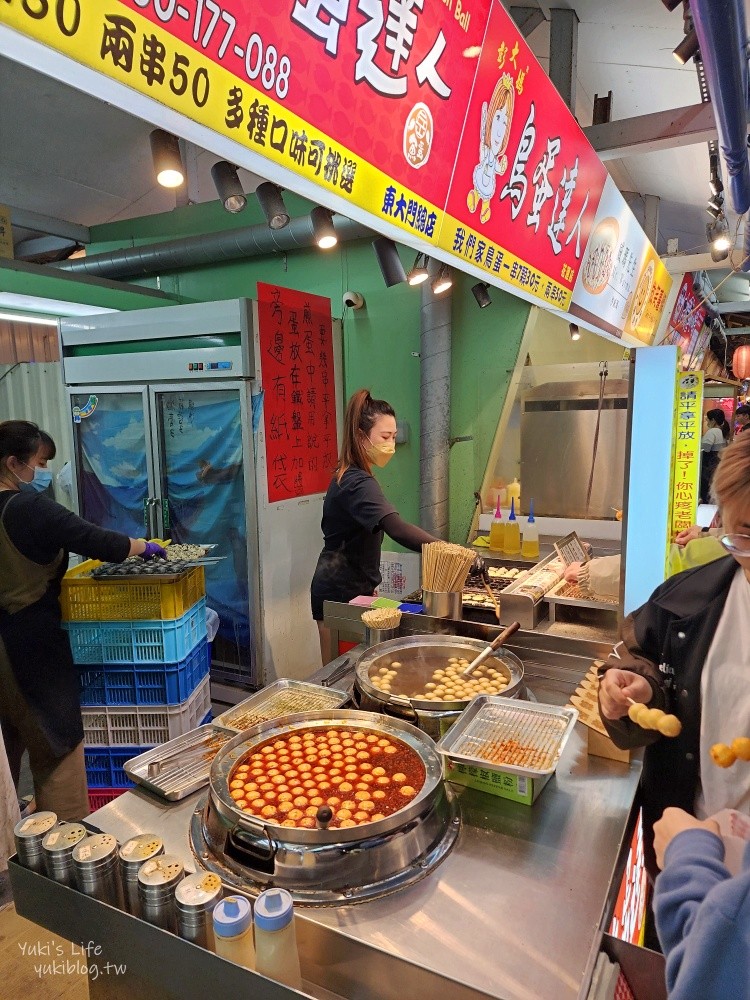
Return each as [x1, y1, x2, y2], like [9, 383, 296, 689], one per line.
[554, 532, 589, 567]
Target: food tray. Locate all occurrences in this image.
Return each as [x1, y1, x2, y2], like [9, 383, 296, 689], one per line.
[212, 679, 349, 734]
[79, 639, 210, 707]
[66, 598, 207, 664]
[81, 676, 211, 747]
[62, 560, 206, 621]
[124, 725, 234, 801]
[546, 578, 619, 610]
[438, 695, 578, 778]
[85, 747, 144, 788]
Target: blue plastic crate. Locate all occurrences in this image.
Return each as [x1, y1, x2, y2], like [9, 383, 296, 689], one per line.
[67, 598, 207, 665]
[200, 709, 213, 725]
[84, 746, 148, 788]
[79, 640, 211, 706]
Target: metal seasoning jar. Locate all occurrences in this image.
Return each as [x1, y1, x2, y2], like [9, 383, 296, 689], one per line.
[118, 833, 164, 917]
[175, 871, 223, 951]
[13, 812, 57, 873]
[42, 822, 87, 887]
[137, 854, 185, 933]
[72, 833, 123, 908]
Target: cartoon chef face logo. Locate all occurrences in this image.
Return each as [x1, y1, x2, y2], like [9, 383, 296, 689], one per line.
[467, 74, 515, 224]
[403, 103, 433, 169]
[680, 374, 700, 390]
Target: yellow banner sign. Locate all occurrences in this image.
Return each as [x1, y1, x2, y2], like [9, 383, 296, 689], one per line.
[670, 370, 703, 540]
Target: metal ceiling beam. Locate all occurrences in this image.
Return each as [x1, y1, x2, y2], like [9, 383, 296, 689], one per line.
[723, 326, 750, 335]
[15, 235, 79, 259]
[8, 207, 90, 244]
[716, 300, 750, 314]
[663, 252, 734, 274]
[549, 8, 578, 112]
[584, 101, 730, 161]
[509, 5, 547, 37]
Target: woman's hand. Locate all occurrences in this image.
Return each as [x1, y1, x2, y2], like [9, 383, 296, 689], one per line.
[564, 562, 582, 584]
[599, 668, 653, 720]
[654, 807, 720, 870]
[675, 524, 702, 546]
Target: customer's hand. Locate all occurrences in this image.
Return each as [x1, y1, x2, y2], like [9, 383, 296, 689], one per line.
[564, 562, 582, 584]
[598, 668, 653, 720]
[675, 524, 702, 546]
[142, 541, 167, 561]
[654, 807, 720, 869]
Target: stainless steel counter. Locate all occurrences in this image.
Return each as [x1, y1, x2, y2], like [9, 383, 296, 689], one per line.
[76, 638, 641, 1000]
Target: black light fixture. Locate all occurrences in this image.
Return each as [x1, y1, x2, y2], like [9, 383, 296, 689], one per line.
[311, 206, 338, 249]
[407, 253, 429, 286]
[709, 154, 724, 197]
[150, 129, 184, 188]
[661, 0, 682, 9]
[707, 215, 731, 262]
[431, 264, 453, 295]
[673, 28, 699, 65]
[569, 323, 581, 342]
[372, 237, 407, 287]
[471, 281, 492, 308]
[256, 182, 290, 230]
[211, 161, 246, 213]
[707, 196, 723, 215]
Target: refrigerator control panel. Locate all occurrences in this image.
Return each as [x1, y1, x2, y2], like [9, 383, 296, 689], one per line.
[188, 361, 233, 372]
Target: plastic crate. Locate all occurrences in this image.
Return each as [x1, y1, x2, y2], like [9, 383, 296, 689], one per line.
[79, 640, 210, 706]
[87, 787, 129, 812]
[82, 675, 211, 747]
[67, 599, 207, 664]
[61, 559, 205, 622]
[200, 709, 213, 725]
[84, 747, 145, 788]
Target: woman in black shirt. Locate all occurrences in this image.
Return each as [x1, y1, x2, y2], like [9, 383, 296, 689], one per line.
[0, 420, 166, 820]
[311, 389, 438, 663]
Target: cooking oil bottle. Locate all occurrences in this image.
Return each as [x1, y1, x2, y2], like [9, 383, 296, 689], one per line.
[489, 497, 505, 551]
[503, 498, 521, 556]
[521, 498, 540, 560]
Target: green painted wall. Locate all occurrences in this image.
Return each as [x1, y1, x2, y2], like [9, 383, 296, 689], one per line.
[84, 195, 529, 544]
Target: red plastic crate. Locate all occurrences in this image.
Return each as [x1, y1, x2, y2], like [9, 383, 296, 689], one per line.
[87, 787, 128, 813]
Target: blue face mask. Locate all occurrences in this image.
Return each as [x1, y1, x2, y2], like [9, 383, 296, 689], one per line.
[15, 464, 53, 493]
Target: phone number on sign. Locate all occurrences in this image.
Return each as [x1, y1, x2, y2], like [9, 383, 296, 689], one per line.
[131, 0, 292, 98]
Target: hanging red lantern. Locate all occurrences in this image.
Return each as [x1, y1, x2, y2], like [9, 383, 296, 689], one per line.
[733, 345, 750, 380]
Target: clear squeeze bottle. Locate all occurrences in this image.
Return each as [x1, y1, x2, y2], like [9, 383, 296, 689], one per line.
[489, 497, 505, 551]
[254, 888, 303, 991]
[521, 498, 540, 560]
[503, 498, 522, 556]
[212, 895, 255, 970]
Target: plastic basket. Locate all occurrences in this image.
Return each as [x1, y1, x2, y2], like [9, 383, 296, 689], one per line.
[200, 709, 213, 725]
[88, 787, 129, 812]
[61, 559, 205, 622]
[82, 676, 211, 747]
[79, 640, 210, 706]
[67, 599, 207, 664]
[84, 748, 145, 788]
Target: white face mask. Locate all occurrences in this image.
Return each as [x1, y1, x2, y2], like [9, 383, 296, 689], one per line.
[366, 438, 396, 468]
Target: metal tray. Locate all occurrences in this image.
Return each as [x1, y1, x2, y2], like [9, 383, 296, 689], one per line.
[124, 725, 234, 801]
[212, 679, 349, 734]
[545, 578, 619, 611]
[437, 695, 578, 779]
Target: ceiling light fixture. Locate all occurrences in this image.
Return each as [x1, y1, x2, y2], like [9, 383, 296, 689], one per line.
[211, 161, 247, 213]
[707, 215, 731, 262]
[310, 206, 338, 249]
[149, 129, 185, 188]
[569, 323, 581, 342]
[709, 153, 724, 197]
[255, 182, 290, 229]
[431, 264, 453, 295]
[673, 28, 699, 65]
[471, 281, 492, 308]
[661, 0, 682, 10]
[372, 237, 407, 287]
[407, 252, 430, 285]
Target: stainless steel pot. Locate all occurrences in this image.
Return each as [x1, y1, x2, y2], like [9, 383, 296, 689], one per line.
[354, 634, 525, 739]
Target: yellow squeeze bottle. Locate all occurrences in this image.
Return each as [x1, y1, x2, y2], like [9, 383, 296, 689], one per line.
[489, 498, 505, 551]
[521, 498, 540, 560]
[503, 498, 521, 556]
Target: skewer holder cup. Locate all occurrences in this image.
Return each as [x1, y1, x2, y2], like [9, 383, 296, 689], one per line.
[365, 626, 398, 647]
[422, 590, 462, 620]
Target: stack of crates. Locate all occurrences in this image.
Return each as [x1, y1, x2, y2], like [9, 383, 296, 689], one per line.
[61, 559, 211, 812]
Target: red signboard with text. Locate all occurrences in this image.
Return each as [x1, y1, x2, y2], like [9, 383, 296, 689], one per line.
[657, 273, 709, 369]
[257, 283, 338, 503]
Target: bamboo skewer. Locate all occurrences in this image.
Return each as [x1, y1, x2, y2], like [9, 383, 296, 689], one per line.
[421, 541, 476, 593]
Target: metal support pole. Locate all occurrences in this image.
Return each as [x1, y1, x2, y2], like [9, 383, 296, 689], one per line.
[592, 91, 613, 126]
[510, 5, 547, 37]
[643, 194, 660, 249]
[549, 8, 579, 112]
[419, 274, 452, 539]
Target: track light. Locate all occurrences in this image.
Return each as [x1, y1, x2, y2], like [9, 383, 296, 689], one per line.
[569, 323, 581, 342]
[471, 281, 492, 308]
[211, 161, 246, 213]
[311, 206, 337, 249]
[372, 237, 407, 287]
[407, 253, 430, 286]
[707, 196, 723, 214]
[707, 216, 731, 262]
[709, 154, 724, 197]
[661, 0, 682, 9]
[256, 182, 290, 229]
[431, 264, 453, 295]
[150, 129, 184, 188]
[706, 203, 722, 220]
[673, 28, 699, 65]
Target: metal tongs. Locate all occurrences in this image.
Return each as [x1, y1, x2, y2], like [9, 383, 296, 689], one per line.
[321, 657, 350, 688]
[146, 733, 215, 778]
[462, 621, 520, 678]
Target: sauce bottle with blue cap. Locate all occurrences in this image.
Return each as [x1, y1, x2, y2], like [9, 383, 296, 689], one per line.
[212, 895, 255, 970]
[254, 887, 302, 990]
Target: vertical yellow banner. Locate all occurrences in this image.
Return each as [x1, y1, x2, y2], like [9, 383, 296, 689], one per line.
[669, 370, 704, 541]
[0, 205, 13, 259]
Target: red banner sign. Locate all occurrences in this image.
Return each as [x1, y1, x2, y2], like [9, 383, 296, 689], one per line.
[657, 273, 709, 369]
[257, 282, 338, 502]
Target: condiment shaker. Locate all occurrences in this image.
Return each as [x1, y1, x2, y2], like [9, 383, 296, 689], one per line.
[118, 833, 164, 917]
[175, 871, 223, 950]
[72, 833, 123, 908]
[137, 854, 185, 933]
[254, 887, 302, 990]
[42, 822, 87, 887]
[13, 812, 57, 873]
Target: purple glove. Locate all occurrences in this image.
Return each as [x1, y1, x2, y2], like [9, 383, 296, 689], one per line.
[142, 541, 167, 561]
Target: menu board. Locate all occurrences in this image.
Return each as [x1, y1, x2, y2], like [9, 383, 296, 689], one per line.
[257, 283, 337, 502]
[656, 273, 709, 370]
